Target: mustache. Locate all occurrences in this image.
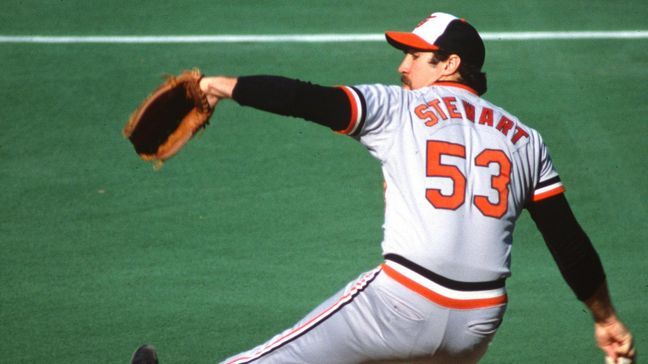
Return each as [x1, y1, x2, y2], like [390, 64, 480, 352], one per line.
[400, 75, 411, 87]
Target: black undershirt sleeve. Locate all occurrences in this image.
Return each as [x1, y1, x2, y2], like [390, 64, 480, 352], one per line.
[231, 75, 352, 131]
[526, 193, 606, 301]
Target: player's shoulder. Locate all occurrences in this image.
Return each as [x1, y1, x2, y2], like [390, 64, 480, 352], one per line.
[351, 83, 405, 99]
[483, 97, 544, 142]
[349, 83, 414, 115]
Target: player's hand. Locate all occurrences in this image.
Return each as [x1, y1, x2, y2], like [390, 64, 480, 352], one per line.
[199, 77, 220, 108]
[594, 317, 635, 363]
[199, 76, 238, 108]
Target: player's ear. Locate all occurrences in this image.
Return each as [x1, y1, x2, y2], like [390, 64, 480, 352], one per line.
[444, 54, 462, 76]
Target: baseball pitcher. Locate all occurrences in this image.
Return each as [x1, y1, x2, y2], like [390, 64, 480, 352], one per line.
[130, 11, 635, 364]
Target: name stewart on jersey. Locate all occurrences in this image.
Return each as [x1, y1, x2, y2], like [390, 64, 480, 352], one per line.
[413, 96, 530, 145]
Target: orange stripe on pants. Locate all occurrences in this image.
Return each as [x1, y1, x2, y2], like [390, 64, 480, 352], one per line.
[381, 264, 507, 310]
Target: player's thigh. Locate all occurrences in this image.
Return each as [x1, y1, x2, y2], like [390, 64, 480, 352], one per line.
[269, 270, 433, 363]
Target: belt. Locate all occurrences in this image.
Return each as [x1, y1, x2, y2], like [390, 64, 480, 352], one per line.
[382, 254, 508, 310]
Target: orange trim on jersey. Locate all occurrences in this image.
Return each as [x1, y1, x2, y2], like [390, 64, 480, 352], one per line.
[381, 264, 508, 310]
[532, 186, 566, 202]
[336, 86, 359, 135]
[433, 81, 478, 95]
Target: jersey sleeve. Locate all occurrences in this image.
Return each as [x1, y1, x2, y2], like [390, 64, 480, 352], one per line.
[531, 138, 565, 202]
[337, 84, 407, 161]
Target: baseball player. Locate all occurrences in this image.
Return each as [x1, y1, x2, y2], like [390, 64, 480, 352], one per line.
[132, 11, 635, 364]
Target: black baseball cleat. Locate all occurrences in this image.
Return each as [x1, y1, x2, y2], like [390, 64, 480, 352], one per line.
[131, 344, 159, 364]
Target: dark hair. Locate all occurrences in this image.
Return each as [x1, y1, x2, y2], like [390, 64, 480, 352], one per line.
[431, 50, 487, 95]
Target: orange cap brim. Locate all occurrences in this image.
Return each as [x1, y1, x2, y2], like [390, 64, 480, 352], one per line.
[385, 31, 439, 51]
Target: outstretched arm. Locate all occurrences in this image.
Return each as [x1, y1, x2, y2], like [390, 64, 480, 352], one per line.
[527, 193, 635, 362]
[199, 75, 354, 131]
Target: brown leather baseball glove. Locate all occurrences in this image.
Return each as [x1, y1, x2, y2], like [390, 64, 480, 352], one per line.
[123, 69, 215, 165]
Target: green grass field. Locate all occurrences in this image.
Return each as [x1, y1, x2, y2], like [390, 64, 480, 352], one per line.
[1, 1, 646, 363]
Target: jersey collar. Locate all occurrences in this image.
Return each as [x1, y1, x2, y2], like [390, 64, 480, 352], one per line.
[432, 81, 478, 95]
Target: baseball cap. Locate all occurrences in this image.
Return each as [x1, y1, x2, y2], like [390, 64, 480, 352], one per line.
[385, 12, 485, 69]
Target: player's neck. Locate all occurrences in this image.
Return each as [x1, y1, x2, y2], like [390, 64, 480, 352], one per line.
[435, 73, 462, 84]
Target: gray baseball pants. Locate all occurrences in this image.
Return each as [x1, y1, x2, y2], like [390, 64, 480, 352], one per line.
[221, 266, 507, 364]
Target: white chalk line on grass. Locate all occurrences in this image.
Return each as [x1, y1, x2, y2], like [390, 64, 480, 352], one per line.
[1, 31, 648, 44]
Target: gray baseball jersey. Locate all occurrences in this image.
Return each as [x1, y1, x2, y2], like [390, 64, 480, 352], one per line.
[341, 82, 563, 281]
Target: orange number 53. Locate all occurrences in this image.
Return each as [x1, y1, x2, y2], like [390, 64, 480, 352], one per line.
[426, 140, 511, 219]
